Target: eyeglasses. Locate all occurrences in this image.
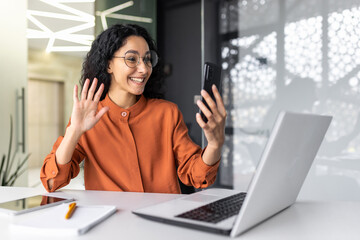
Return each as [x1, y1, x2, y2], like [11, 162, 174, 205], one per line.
[113, 50, 158, 68]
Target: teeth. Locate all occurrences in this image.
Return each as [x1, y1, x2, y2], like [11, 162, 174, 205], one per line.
[130, 77, 144, 83]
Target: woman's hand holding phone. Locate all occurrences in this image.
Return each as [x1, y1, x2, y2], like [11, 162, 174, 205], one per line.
[196, 84, 227, 166]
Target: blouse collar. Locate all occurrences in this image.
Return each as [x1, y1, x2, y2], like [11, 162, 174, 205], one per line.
[101, 94, 147, 120]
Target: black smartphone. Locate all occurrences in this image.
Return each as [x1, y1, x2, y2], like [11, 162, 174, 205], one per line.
[200, 62, 222, 123]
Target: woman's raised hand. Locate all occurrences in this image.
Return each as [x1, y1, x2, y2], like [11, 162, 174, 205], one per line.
[70, 78, 109, 136]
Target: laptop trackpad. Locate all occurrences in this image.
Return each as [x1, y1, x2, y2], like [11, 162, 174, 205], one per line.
[180, 194, 220, 203]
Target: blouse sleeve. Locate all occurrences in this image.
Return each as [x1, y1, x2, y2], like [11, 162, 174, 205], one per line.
[172, 106, 220, 189]
[40, 124, 86, 192]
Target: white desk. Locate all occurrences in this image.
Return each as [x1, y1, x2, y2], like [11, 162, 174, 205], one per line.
[0, 187, 359, 240]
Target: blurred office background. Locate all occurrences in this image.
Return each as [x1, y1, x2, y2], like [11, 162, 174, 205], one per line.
[1, 0, 360, 201]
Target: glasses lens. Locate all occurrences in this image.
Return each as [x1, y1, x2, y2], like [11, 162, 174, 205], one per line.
[124, 52, 139, 68]
[143, 54, 152, 68]
[150, 50, 158, 68]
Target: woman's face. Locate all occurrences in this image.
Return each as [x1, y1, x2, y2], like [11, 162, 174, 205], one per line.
[107, 35, 152, 97]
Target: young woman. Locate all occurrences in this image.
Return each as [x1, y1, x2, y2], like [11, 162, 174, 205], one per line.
[40, 24, 226, 193]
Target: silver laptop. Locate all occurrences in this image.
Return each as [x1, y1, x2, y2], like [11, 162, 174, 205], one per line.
[132, 111, 332, 237]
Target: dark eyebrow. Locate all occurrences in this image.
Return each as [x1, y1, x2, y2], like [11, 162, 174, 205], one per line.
[125, 50, 151, 55]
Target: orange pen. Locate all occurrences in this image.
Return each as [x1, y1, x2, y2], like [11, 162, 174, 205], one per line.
[65, 202, 77, 219]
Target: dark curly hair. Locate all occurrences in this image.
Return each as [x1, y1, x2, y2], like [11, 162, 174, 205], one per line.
[80, 24, 164, 100]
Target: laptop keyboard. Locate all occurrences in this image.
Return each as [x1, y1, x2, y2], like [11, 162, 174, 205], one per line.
[175, 192, 246, 224]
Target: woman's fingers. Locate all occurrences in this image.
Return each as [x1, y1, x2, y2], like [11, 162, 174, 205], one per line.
[198, 85, 226, 123]
[87, 78, 98, 100]
[212, 85, 226, 117]
[201, 89, 217, 113]
[95, 106, 110, 122]
[93, 83, 104, 103]
[73, 85, 79, 103]
[197, 99, 215, 124]
[79, 78, 104, 103]
[81, 79, 90, 101]
[196, 112, 207, 129]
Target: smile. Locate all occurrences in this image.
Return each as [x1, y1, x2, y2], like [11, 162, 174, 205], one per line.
[130, 77, 145, 83]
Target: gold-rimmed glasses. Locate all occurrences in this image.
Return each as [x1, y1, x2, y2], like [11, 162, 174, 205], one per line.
[113, 50, 158, 68]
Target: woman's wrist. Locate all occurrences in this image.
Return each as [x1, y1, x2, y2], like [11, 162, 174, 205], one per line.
[55, 125, 82, 166]
[66, 125, 83, 141]
[202, 145, 222, 166]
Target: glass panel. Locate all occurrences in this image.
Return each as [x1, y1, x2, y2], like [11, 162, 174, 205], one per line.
[215, 0, 360, 200]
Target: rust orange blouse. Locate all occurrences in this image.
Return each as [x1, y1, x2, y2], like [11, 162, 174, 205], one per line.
[40, 94, 220, 193]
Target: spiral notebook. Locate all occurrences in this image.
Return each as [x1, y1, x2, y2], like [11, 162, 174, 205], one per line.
[10, 203, 117, 236]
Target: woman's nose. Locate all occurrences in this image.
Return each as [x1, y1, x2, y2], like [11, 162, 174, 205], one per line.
[137, 58, 149, 73]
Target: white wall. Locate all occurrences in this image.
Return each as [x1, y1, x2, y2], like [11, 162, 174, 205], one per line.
[0, 1, 28, 186]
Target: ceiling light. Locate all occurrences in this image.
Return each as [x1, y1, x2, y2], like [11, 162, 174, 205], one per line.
[27, 0, 94, 53]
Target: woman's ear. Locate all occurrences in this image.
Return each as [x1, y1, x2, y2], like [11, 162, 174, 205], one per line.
[107, 61, 113, 74]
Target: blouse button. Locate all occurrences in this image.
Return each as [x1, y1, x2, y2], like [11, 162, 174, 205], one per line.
[121, 112, 127, 117]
